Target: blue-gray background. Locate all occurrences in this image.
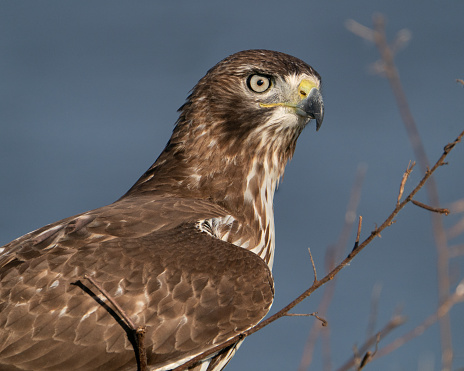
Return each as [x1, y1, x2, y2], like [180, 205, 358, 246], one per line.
[1, 1, 464, 370]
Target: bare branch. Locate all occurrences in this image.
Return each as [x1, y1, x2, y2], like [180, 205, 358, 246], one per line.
[337, 314, 406, 371]
[357, 333, 380, 370]
[351, 215, 363, 252]
[174, 130, 464, 371]
[307, 248, 318, 283]
[412, 200, 450, 215]
[397, 161, 415, 206]
[340, 286, 464, 370]
[356, 216, 363, 245]
[345, 19, 375, 41]
[286, 312, 328, 327]
[366, 15, 455, 368]
[390, 29, 412, 55]
[374, 289, 464, 360]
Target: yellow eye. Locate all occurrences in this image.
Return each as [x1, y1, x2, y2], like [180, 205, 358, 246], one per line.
[247, 74, 271, 93]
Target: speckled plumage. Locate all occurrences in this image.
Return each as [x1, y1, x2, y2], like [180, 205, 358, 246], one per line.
[0, 50, 323, 370]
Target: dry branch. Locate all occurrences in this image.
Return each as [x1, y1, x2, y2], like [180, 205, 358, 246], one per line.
[397, 161, 415, 206]
[374, 288, 464, 360]
[355, 216, 362, 246]
[336, 314, 406, 371]
[357, 333, 380, 370]
[173, 130, 464, 371]
[347, 15, 457, 369]
[411, 200, 450, 215]
[286, 312, 328, 327]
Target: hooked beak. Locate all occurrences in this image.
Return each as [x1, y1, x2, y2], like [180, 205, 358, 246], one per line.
[296, 87, 324, 131]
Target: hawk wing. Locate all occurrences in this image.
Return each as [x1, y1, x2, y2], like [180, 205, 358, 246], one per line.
[0, 196, 274, 370]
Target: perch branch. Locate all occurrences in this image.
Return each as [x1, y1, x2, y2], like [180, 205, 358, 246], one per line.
[173, 130, 464, 371]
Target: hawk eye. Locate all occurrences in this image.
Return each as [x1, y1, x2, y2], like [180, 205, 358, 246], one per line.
[247, 74, 271, 93]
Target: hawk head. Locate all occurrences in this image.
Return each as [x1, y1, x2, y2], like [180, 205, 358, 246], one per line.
[127, 49, 323, 213]
[179, 49, 323, 149]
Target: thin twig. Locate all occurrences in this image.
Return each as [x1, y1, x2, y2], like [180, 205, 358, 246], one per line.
[397, 161, 415, 206]
[358, 333, 381, 370]
[374, 289, 464, 360]
[348, 15, 455, 369]
[336, 314, 406, 371]
[340, 287, 464, 369]
[352, 215, 363, 252]
[356, 216, 363, 245]
[307, 248, 318, 283]
[412, 200, 450, 215]
[286, 312, 328, 327]
[370, 17, 453, 369]
[174, 130, 464, 371]
[345, 19, 375, 41]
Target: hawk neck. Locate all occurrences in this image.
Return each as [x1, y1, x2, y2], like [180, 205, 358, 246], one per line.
[122, 131, 296, 269]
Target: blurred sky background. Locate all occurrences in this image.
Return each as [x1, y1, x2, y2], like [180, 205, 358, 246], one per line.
[1, 1, 464, 370]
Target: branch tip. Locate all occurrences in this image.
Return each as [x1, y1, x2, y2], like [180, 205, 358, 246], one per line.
[351, 216, 363, 253]
[356, 216, 363, 244]
[411, 200, 450, 215]
[286, 312, 328, 327]
[307, 247, 318, 283]
[397, 161, 415, 206]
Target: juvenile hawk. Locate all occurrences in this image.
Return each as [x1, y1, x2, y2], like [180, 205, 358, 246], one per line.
[0, 49, 323, 370]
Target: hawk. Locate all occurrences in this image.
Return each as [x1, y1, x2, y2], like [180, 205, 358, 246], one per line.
[0, 49, 323, 370]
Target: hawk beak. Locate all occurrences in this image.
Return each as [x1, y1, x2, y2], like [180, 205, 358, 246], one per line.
[296, 88, 324, 131]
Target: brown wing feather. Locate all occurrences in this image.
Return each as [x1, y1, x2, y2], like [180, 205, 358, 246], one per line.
[0, 197, 274, 371]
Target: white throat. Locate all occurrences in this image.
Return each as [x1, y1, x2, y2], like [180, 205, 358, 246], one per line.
[197, 157, 281, 270]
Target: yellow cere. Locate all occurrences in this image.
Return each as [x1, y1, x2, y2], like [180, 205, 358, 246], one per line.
[298, 79, 318, 99]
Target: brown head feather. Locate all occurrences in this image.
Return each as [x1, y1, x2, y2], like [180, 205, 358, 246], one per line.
[125, 50, 321, 217]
